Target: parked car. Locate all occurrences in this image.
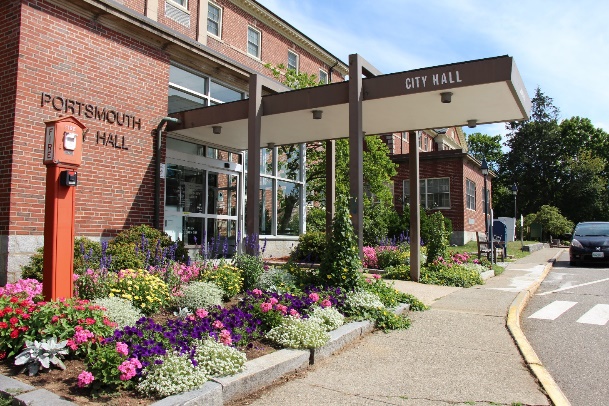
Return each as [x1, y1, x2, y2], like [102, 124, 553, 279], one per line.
[570, 222, 609, 266]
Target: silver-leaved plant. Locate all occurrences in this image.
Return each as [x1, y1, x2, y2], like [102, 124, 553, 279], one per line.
[14, 337, 69, 376]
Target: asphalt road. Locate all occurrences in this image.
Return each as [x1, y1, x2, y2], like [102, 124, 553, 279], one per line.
[522, 251, 609, 406]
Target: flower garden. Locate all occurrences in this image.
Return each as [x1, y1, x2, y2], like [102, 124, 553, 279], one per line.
[0, 202, 493, 404]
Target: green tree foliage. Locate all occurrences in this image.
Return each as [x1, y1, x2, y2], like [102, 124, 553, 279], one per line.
[318, 197, 362, 290]
[466, 132, 503, 172]
[501, 87, 609, 223]
[425, 211, 450, 263]
[526, 205, 574, 240]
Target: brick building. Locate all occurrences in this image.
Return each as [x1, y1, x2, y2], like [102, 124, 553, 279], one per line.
[384, 129, 493, 245]
[0, 0, 348, 283]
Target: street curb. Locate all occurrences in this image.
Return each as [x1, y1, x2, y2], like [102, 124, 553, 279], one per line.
[506, 249, 571, 406]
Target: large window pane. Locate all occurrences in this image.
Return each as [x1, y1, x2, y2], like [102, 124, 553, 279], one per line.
[277, 181, 300, 235]
[277, 145, 300, 180]
[168, 87, 207, 114]
[207, 3, 220, 36]
[210, 81, 242, 103]
[260, 148, 273, 175]
[169, 65, 207, 95]
[259, 177, 273, 235]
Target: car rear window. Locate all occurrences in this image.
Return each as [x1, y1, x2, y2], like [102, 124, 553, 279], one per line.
[574, 223, 609, 236]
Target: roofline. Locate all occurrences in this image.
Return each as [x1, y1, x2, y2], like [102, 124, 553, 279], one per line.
[390, 150, 497, 178]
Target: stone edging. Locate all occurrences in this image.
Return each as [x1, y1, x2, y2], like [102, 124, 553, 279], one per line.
[506, 249, 571, 406]
[0, 304, 410, 405]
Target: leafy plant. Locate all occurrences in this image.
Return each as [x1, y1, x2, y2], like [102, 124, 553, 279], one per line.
[176, 281, 224, 311]
[233, 253, 265, 291]
[110, 224, 188, 266]
[14, 337, 68, 376]
[307, 306, 345, 331]
[256, 267, 298, 293]
[376, 245, 409, 269]
[92, 297, 144, 329]
[425, 211, 450, 264]
[318, 196, 363, 290]
[73, 268, 114, 300]
[84, 343, 133, 393]
[290, 231, 326, 262]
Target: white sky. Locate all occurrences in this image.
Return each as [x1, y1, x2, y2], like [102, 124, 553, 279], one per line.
[256, 0, 609, 145]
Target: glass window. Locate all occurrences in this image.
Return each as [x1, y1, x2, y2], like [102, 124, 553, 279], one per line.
[260, 147, 273, 175]
[277, 145, 301, 180]
[277, 181, 300, 236]
[207, 3, 221, 36]
[210, 81, 242, 103]
[259, 177, 273, 235]
[403, 178, 450, 209]
[466, 179, 476, 210]
[171, 0, 188, 8]
[319, 70, 328, 84]
[247, 27, 261, 58]
[287, 51, 299, 72]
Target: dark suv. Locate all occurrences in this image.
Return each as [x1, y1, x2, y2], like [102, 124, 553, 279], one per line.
[570, 222, 609, 266]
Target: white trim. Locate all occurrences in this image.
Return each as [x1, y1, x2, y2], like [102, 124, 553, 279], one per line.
[247, 26, 262, 59]
[288, 50, 299, 73]
[318, 69, 328, 84]
[167, 0, 189, 13]
[207, 2, 222, 39]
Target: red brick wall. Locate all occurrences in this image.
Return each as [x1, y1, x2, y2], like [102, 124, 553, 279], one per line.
[121, 0, 145, 14]
[392, 152, 492, 233]
[207, 0, 344, 82]
[157, 0, 200, 39]
[0, 0, 21, 234]
[13, 0, 169, 237]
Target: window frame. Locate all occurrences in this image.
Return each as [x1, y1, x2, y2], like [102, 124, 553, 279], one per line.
[465, 178, 476, 210]
[287, 50, 299, 73]
[168, 0, 188, 11]
[247, 26, 261, 59]
[403, 177, 451, 209]
[207, 2, 222, 38]
[318, 69, 328, 84]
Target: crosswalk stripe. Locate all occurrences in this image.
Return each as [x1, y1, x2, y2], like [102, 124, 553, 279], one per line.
[528, 301, 577, 320]
[576, 304, 609, 325]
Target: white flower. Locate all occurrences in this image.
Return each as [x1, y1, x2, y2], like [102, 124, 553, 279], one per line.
[267, 316, 330, 349]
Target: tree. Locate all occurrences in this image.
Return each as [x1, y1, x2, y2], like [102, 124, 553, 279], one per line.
[526, 205, 574, 241]
[466, 132, 503, 172]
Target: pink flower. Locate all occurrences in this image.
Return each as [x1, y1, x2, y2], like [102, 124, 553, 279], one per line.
[196, 308, 209, 318]
[308, 293, 319, 302]
[251, 289, 263, 297]
[72, 328, 94, 345]
[77, 371, 94, 387]
[275, 304, 287, 314]
[212, 320, 224, 329]
[219, 329, 232, 346]
[118, 358, 141, 381]
[51, 315, 59, 323]
[320, 299, 331, 308]
[269, 297, 278, 305]
[260, 302, 272, 313]
[372, 274, 381, 279]
[116, 342, 129, 356]
[365, 278, 372, 284]
[289, 309, 300, 318]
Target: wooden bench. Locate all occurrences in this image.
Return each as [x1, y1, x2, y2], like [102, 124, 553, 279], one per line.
[476, 232, 504, 262]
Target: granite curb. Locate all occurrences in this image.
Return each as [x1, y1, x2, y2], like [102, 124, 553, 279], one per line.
[506, 249, 571, 406]
[0, 304, 412, 405]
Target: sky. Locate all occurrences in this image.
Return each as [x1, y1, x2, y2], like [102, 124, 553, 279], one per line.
[256, 0, 609, 146]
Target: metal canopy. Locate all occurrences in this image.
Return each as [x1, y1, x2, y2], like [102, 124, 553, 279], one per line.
[167, 55, 530, 147]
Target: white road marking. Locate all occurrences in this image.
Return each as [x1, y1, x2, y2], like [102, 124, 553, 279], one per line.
[528, 301, 577, 320]
[537, 277, 609, 296]
[576, 304, 609, 325]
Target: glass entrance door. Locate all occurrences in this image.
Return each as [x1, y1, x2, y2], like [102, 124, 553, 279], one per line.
[164, 164, 240, 257]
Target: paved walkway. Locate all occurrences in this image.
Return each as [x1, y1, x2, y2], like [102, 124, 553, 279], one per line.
[232, 248, 563, 406]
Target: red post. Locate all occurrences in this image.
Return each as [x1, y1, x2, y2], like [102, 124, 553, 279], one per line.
[42, 116, 86, 301]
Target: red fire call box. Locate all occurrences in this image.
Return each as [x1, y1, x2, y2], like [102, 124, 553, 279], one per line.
[43, 116, 86, 167]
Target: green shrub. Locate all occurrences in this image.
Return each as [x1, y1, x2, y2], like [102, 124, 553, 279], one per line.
[421, 262, 483, 288]
[20, 247, 44, 281]
[318, 196, 363, 290]
[92, 297, 144, 329]
[106, 243, 145, 272]
[376, 246, 409, 269]
[136, 353, 208, 398]
[176, 281, 224, 310]
[425, 211, 450, 264]
[290, 231, 326, 262]
[73, 268, 114, 300]
[232, 253, 264, 291]
[256, 267, 298, 293]
[200, 264, 243, 300]
[84, 343, 129, 393]
[383, 264, 411, 280]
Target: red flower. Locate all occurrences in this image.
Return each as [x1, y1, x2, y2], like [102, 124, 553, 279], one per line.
[10, 329, 19, 339]
[21, 314, 30, 320]
[0, 322, 8, 329]
[14, 308, 23, 315]
[0, 351, 6, 360]
[9, 297, 18, 303]
[9, 317, 18, 326]
[85, 318, 96, 325]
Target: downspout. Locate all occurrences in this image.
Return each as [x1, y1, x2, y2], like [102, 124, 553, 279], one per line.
[155, 117, 181, 230]
[328, 60, 339, 83]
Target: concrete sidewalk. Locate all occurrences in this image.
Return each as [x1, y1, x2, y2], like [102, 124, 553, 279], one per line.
[232, 248, 564, 406]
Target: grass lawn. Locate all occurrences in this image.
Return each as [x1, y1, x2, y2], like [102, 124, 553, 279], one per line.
[449, 240, 539, 261]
